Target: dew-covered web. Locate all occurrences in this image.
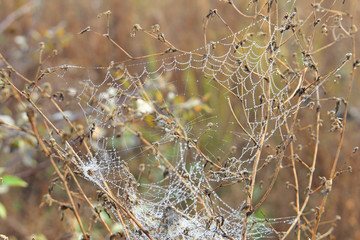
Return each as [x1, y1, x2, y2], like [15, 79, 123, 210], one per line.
[45, 2, 349, 239]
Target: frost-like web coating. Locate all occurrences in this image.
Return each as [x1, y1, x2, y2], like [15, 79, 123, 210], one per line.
[45, 2, 351, 238]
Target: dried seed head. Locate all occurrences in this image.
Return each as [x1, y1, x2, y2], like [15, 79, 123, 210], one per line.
[230, 145, 237, 154]
[157, 33, 165, 42]
[322, 179, 332, 195]
[42, 82, 52, 95]
[52, 92, 65, 102]
[349, 24, 358, 35]
[152, 24, 160, 33]
[39, 42, 45, 49]
[49, 137, 56, 148]
[259, 180, 264, 189]
[334, 14, 343, 25]
[76, 124, 84, 135]
[345, 53, 352, 60]
[321, 24, 328, 36]
[308, 101, 315, 110]
[328, 110, 336, 119]
[130, 24, 142, 37]
[311, 3, 321, 11]
[97, 10, 112, 18]
[139, 163, 145, 172]
[334, 74, 341, 83]
[0, 87, 11, 103]
[207, 122, 214, 129]
[206, 9, 217, 18]
[353, 146, 358, 153]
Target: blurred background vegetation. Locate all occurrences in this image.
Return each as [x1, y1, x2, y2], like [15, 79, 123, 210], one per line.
[0, 0, 359, 239]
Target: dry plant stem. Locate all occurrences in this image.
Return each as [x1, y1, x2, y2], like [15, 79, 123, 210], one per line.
[214, 13, 237, 41]
[116, 51, 173, 64]
[3, 65, 89, 164]
[2, 56, 133, 238]
[210, 76, 240, 99]
[109, 40, 204, 65]
[0, 71, 62, 139]
[317, 227, 334, 240]
[302, 56, 351, 98]
[1, 2, 355, 238]
[203, 5, 259, 57]
[281, 66, 307, 107]
[277, 9, 315, 50]
[281, 9, 321, 236]
[135, 81, 228, 173]
[43, 126, 113, 235]
[46, 97, 98, 163]
[241, 10, 276, 237]
[74, 161, 141, 238]
[310, 39, 357, 240]
[241, 79, 271, 239]
[61, 128, 152, 237]
[227, 97, 257, 145]
[0, 53, 32, 83]
[107, 36, 133, 59]
[90, 30, 133, 59]
[62, 80, 219, 225]
[95, 184, 156, 240]
[9, 84, 26, 110]
[99, 176, 132, 238]
[284, 121, 301, 239]
[203, 16, 210, 51]
[310, 40, 338, 54]
[47, 96, 100, 165]
[260, 211, 280, 237]
[64, 140, 132, 234]
[26, 109, 89, 240]
[309, 3, 357, 237]
[253, 156, 282, 211]
[67, 167, 113, 235]
[139, 29, 204, 58]
[3, 46, 157, 238]
[0, 121, 32, 135]
[34, 44, 44, 84]
[104, 13, 133, 59]
[229, 1, 255, 19]
[209, 73, 254, 135]
[93, 25, 204, 65]
[209, 11, 274, 85]
[281, 88, 321, 240]
[124, 125, 213, 217]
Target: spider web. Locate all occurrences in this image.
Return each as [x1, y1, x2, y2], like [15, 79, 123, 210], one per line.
[44, 2, 349, 239]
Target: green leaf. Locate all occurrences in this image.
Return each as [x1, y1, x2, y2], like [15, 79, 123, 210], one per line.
[0, 202, 6, 219]
[0, 167, 4, 176]
[2, 175, 28, 187]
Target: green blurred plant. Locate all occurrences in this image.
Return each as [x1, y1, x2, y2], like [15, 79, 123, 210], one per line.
[0, 167, 28, 219]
